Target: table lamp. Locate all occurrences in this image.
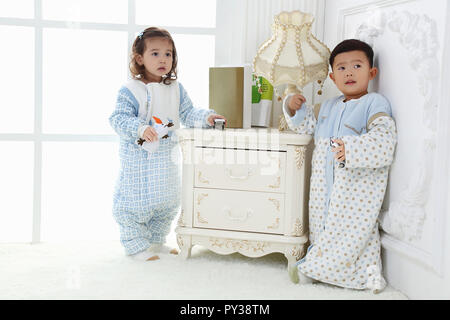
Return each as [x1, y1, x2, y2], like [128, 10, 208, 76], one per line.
[253, 10, 331, 130]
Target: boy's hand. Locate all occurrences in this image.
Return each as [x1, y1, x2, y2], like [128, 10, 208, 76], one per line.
[143, 127, 158, 142]
[331, 138, 346, 161]
[207, 114, 227, 126]
[287, 94, 306, 116]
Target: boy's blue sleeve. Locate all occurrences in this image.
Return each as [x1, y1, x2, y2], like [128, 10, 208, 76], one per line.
[179, 82, 215, 128]
[342, 95, 397, 169]
[282, 94, 317, 135]
[109, 86, 146, 141]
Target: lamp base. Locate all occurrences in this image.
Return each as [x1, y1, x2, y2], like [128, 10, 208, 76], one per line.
[278, 115, 289, 131]
[278, 84, 301, 132]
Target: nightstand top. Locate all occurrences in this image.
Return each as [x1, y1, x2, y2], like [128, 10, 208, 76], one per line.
[176, 128, 312, 150]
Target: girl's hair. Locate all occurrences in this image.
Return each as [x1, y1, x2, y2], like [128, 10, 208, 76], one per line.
[129, 27, 178, 85]
[329, 39, 374, 69]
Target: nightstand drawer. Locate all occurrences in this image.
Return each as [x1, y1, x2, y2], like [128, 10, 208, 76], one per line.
[193, 188, 284, 234]
[194, 148, 286, 193]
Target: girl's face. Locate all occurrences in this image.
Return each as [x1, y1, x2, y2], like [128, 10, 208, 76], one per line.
[136, 37, 173, 83]
[329, 50, 378, 101]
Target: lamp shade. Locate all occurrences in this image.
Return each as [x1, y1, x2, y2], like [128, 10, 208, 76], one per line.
[253, 11, 330, 92]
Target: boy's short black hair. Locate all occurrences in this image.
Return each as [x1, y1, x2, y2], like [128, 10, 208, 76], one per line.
[329, 39, 374, 68]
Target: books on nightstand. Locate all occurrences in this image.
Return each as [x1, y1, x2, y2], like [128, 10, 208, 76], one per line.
[251, 75, 273, 127]
[209, 65, 252, 129]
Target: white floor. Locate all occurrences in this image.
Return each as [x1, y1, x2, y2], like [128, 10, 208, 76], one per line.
[0, 232, 408, 300]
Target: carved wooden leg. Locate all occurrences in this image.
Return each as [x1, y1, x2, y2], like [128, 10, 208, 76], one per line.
[284, 245, 303, 268]
[284, 245, 301, 284]
[177, 234, 192, 259]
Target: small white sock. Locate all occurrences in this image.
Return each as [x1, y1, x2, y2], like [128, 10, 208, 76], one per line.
[147, 243, 178, 255]
[366, 266, 387, 294]
[131, 250, 160, 261]
[370, 277, 387, 294]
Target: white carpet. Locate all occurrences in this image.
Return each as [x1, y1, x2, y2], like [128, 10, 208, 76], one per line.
[0, 235, 408, 300]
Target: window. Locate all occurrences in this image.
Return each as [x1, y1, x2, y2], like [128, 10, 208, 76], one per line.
[0, 26, 35, 134]
[42, 28, 128, 135]
[0, 142, 34, 242]
[0, 0, 216, 243]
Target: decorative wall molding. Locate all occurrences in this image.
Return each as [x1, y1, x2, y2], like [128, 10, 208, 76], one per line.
[337, 0, 447, 275]
[354, 9, 439, 242]
[380, 232, 433, 269]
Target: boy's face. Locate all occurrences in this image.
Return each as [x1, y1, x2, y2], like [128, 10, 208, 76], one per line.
[137, 37, 173, 83]
[329, 50, 378, 100]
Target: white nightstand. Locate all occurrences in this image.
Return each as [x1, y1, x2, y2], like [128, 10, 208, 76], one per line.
[175, 128, 312, 270]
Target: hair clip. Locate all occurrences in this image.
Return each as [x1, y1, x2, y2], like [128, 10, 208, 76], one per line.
[138, 31, 144, 40]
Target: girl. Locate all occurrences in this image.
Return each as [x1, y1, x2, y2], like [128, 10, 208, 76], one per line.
[109, 27, 225, 261]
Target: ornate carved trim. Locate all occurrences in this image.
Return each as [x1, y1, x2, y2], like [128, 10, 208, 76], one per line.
[198, 171, 210, 184]
[267, 218, 280, 230]
[209, 238, 270, 253]
[278, 114, 289, 131]
[294, 146, 306, 169]
[268, 198, 280, 211]
[196, 211, 208, 224]
[197, 193, 208, 205]
[268, 176, 281, 189]
[291, 218, 304, 236]
[179, 140, 189, 162]
[177, 209, 185, 227]
[285, 245, 305, 261]
[176, 234, 184, 247]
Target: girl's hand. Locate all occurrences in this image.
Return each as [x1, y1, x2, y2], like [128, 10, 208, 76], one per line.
[143, 127, 158, 142]
[207, 114, 227, 126]
[287, 94, 306, 116]
[331, 138, 346, 161]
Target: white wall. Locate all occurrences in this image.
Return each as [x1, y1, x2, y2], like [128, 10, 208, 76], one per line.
[379, 1, 450, 298]
[323, 0, 450, 299]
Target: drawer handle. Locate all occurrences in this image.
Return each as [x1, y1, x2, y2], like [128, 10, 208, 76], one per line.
[223, 207, 253, 221]
[225, 168, 253, 180]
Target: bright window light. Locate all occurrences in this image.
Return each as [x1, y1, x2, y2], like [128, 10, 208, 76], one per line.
[136, 0, 216, 28]
[42, 28, 127, 134]
[42, 0, 128, 24]
[41, 142, 120, 241]
[0, 142, 34, 243]
[0, 0, 217, 243]
[0, 0, 34, 19]
[173, 34, 215, 109]
[0, 26, 34, 134]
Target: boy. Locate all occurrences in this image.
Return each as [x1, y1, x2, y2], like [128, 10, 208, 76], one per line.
[284, 39, 397, 293]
